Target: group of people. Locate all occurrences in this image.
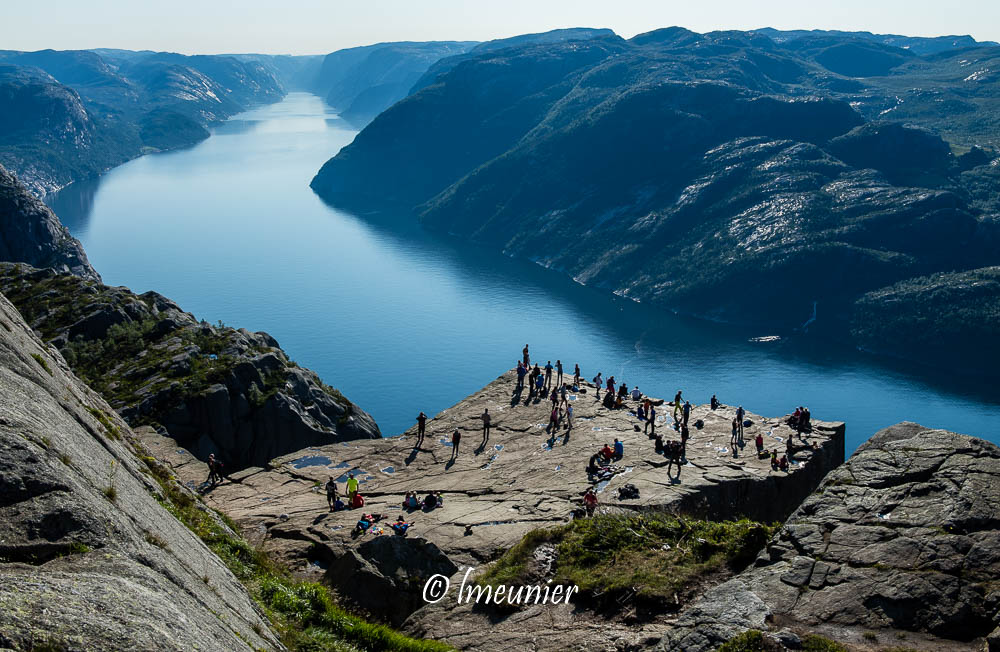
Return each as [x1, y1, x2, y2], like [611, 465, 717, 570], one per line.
[402, 490, 443, 512]
[789, 406, 812, 434]
[325, 472, 364, 511]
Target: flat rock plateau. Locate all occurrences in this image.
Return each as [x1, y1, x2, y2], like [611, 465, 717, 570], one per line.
[149, 369, 845, 649]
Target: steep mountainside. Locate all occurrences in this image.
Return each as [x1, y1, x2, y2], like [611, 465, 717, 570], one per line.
[310, 41, 476, 126]
[0, 290, 279, 650]
[312, 28, 1000, 374]
[0, 163, 97, 280]
[0, 49, 284, 195]
[0, 264, 381, 470]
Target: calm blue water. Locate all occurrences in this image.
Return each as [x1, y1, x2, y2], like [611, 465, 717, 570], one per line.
[47, 93, 1000, 451]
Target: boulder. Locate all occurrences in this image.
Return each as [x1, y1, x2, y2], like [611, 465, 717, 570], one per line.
[327, 536, 458, 626]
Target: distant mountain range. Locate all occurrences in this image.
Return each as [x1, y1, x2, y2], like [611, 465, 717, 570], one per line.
[311, 26, 1000, 375]
[0, 48, 283, 195]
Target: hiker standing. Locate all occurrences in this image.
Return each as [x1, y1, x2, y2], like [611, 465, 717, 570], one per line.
[522, 344, 530, 367]
[416, 411, 427, 446]
[544, 361, 553, 390]
[451, 429, 461, 460]
[646, 405, 657, 436]
[515, 361, 527, 391]
[207, 453, 221, 485]
[583, 488, 598, 517]
[346, 473, 359, 504]
[736, 405, 745, 438]
[573, 363, 581, 386]
[481, 408, 491, 444]
[683, 400, 692, 427]
[593, 372, 603, 399]
[555, 360, 563, 387]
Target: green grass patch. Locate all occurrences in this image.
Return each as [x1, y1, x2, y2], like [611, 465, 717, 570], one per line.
[31, 353, 53, 376]
[480, 513, 779, 603]
[140, 455, 449, 652]
[802, 634, 849, 651]
[86, 406, 122, 440]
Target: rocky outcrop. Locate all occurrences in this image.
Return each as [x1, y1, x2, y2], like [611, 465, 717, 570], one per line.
[0, 263, 380, 470]
[660, 422, 1000, 651]
[326, 536, 459, 625]
[147, 369, 844, 646]
[0, 163, 98, 280]
[0, 290, 279, 650]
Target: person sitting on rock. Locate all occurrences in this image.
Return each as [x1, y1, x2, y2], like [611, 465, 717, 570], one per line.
[351, 491, 365, 509]
[654, 433, 665, 454]
[587, 453, 601, 475]
[631, 386, 641, 401]
[333, 497, 345, 511]
[326, 477, 339, 511]
[600, 443, 614, 462]
[354, 512, 385, 535]
[423, 492, 438, 511]
[778, 455, 789, 472]
[618, 382, 628, 399]
[614, 394, 624, 409]
[711, 394, 720, 410]
[583, 488, 598, 517]
[612, 438, 624, 461]
[771, 450, 779, 469]
[406, 492, 420, 510]
[391, 515, 411, 536]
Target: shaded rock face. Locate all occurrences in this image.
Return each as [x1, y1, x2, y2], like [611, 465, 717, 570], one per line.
[0, 291, 278, 651]
[148, 369, 844, 649]
[0, 163, 98, 280]
[327, 536, 459, 626]
[660, 422, 1000, 652]
[311, 41, 477, 127]
[0, 264, 380, 470]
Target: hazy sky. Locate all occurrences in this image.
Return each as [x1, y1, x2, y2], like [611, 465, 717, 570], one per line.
[3, 0, 998, 55]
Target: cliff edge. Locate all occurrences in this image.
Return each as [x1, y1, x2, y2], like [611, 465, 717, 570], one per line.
[0, 291, 278, 650]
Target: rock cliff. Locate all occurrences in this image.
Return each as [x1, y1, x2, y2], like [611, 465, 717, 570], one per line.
[0, 263, 380, 470]
[147, 369, 844, 644]
[0, 290, 279, 650]
[660, 422, 1000, 651]
[0, 163, 98, 280]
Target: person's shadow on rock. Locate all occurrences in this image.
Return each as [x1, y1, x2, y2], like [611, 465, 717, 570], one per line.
[405, 448, 419, 466]
[445, 458, 456, 471]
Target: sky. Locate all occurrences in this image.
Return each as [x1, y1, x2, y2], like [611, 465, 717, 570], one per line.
[2, 0, 998, 55]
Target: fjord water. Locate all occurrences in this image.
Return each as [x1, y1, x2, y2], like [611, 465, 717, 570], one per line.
[49, 93, 1000, 450]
